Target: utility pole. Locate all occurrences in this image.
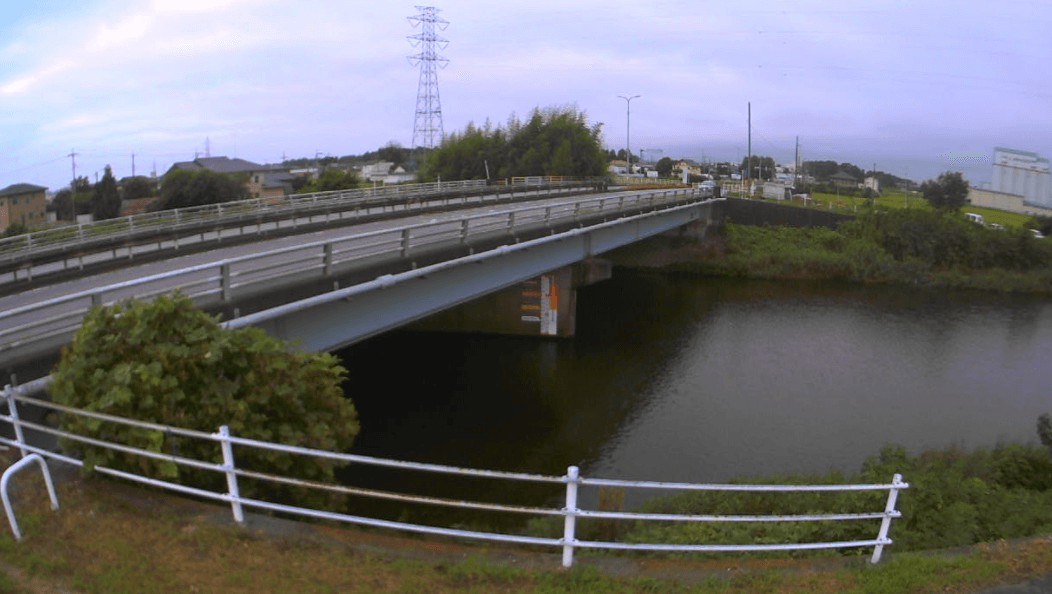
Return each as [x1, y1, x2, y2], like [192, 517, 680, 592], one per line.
[747, 102, 752, 195]
[617, 94, 640, 174]
[68, 149, 78, 190]
[793, 136, 800, 189]
[131, 153, 136, 177]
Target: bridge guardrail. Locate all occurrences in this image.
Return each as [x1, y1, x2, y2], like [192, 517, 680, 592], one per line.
[0, 188, 699, 363]
[0, 177, 604, 283]
[1, 378, 907, 566]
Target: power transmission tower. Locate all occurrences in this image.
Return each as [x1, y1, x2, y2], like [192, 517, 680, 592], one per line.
[407, 6, 449, 151]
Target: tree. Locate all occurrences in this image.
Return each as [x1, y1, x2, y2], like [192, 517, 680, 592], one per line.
[158, 169, 248, 210]
[921, 171, 969, 210]
[49, 189, 76, 222]
[91, 165, 122, 220]
[50, 293, 359, 509]
[121, 176, 157, 200]
[297, 168, 359, 194]
[1039, 413, 1052, 452]
[420, 105, 607, 181]
[656, 156, 675, 177]
[740, 155, 776, 180]
[74, 176, 92, 194]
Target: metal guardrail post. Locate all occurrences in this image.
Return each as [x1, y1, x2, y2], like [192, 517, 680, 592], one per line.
[323, 243, 333, 276]
[870, 473, 905, 563]
[401, 229, 411, 258]
[2, 385, 26, 458]
[1, 454, 60, 541]
[217, 425, 244, 524]
[90, 293, 102, 308]
[220, 262, 232, 302]
[562, 465, 580, 568]
[460, 220, 469, 244]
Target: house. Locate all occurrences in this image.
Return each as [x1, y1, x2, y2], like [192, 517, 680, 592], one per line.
[165, 156, 291, 199]
[829, 171, 858, 190]
[384, 166, 416, 184]
[864, 176, 880, 193]
[0, 183, 48, 232]
[607, 160, 629, 175]
[675, 160, 704, 176]
[361, 162, 394, 182]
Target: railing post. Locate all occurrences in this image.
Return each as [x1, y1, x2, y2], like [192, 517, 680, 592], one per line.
[217, 426, 244, 524]
[460, 219, 469, 244]
[870, 473, 904, 564]
[220, 262, 231, 302]
[2, 454, 60, 541]
[3, 385, 26, 458]
[562, 465, 580, 568]
[323, 243, 333, 276]
[401, 228, 411, 258]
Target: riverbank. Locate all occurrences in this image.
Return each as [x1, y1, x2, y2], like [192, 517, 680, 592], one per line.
[664, 211, 1052, 293]
[1, 454, 1050, 594]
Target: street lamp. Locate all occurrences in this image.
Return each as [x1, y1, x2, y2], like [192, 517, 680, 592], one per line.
[617, 94, 640, 174]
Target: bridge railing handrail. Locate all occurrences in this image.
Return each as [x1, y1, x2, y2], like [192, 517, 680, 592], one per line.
[0, 176, 601, 264]
[0, 187, 696, 353]
[0, 379, 907, 567]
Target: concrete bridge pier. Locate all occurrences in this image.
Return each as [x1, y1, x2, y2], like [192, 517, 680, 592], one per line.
[407, 259, 612, 338]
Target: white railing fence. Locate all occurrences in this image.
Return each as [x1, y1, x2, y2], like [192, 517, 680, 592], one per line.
[0, 378, 907, 567]
[0, 176, 602, 264]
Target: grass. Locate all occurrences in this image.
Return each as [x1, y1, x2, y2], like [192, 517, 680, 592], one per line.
[0, 458, 1048, 593]
[763, 187, 1037, 231]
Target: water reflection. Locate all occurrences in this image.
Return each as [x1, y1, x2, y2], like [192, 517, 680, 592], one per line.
[338, 274, 1052, 507]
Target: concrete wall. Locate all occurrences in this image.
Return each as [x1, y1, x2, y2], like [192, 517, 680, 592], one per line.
[968, 188, 1052, 217]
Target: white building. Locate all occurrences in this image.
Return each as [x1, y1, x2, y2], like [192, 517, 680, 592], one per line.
[992, 147, 1051, 208]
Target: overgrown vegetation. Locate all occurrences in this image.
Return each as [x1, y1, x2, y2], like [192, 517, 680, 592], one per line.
[420, 105, 608, 181]
[679, 209, 1052, 292]
[156, 168, 249, 210]
[50, 293, 359, 510]
[521, 438, 1052, 563]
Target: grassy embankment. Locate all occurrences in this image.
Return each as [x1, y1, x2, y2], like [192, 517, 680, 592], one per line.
[0, 459, 1050, 594]
[673, 206, 1052, 292]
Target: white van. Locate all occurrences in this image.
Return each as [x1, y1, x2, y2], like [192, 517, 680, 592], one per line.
[965, 213, 985, 225]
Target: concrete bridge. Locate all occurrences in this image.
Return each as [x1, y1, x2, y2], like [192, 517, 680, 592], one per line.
[1, 184, 724, 381]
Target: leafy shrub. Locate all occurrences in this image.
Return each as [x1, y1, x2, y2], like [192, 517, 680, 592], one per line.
[611, 441, 1052, 558]
[50, 293, 359, 510]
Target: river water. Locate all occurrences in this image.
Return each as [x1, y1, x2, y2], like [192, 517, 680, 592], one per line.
[336, 273, 1052, 511]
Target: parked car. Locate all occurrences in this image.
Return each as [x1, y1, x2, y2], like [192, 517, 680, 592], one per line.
[1030, 228, 1045, 239]
[965, 212, 985, 225]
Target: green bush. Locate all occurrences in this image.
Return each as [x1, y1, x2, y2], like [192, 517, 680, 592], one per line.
[610, 442, 1052, 559]
[50, 293, 359, 510]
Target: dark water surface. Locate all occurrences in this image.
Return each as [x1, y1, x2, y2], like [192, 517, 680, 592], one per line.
[336, 274, 1052, 510]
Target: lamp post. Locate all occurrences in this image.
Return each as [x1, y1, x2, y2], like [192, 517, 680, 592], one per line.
[617, 94, 640, 174]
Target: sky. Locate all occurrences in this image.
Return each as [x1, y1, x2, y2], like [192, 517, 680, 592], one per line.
[1, 0, 1050, 192]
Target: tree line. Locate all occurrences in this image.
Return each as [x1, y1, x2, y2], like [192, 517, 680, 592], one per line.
[418, 106, 608, 181]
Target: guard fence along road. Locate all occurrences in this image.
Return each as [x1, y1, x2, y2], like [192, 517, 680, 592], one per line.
[0, 187, 703, 368]
[0, 177, 604, 288]
[1, 378, 908, 567]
